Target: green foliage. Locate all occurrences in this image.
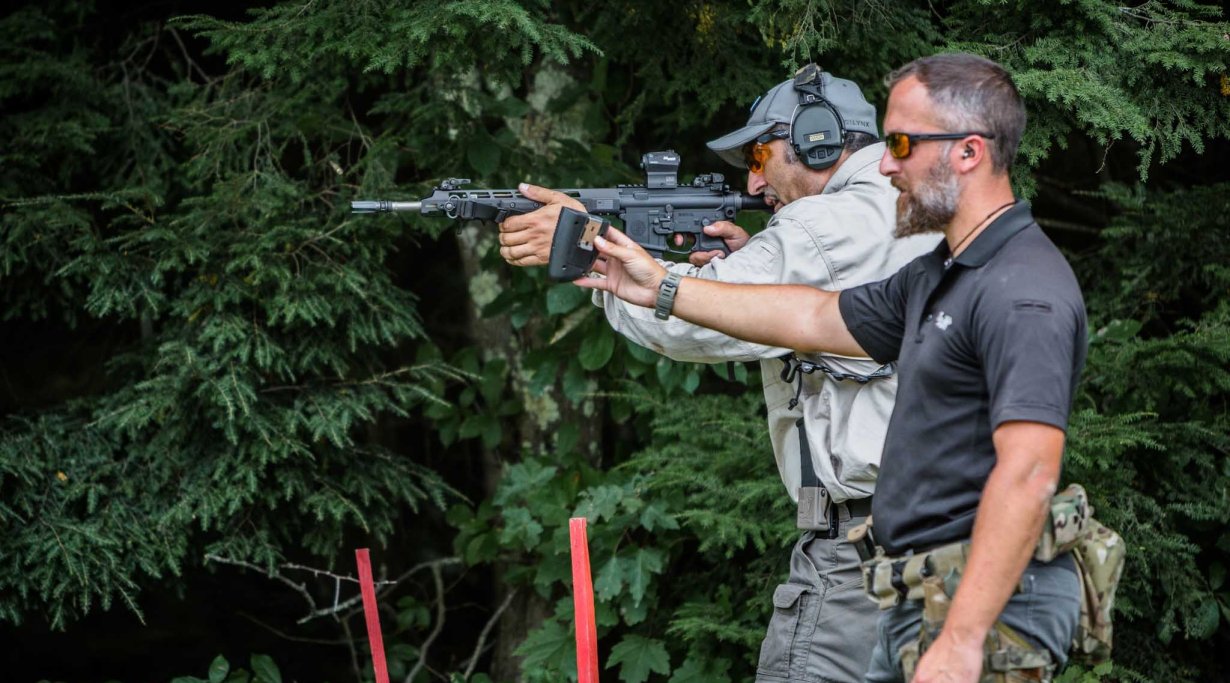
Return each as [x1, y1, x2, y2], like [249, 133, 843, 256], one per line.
[0, 2, 463, 631]
[3, 0, 1230, 681]
[177, 1, 599, 83]
[167, 653, 284, 683]
[1058, 185, 1230, 679]
[452, 392, 790, 682]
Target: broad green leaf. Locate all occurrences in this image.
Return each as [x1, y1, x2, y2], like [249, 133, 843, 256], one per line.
[1190, 597, 1220, 639]
[250, 655, 282, 683]
[491, 96, 530, 118]
[620, 595, 650, 625]
[639, 503, 680, 532]
[626, 548, 665, 605]
[546, 284, 589, 315]
[669, 655, 731, 683]
[594, 555, 625, 601]
[501, 506, 544, 549]
[562, 360, 592, 402]
[516, 618, 574, 673]
[655, 357, 678, 388]
[1209, 561, 1225, 590]
[467, 130, 501, 177]
[495, 461, 559, 505]
[209, 655, 230, 683]
[480, 414, 502, 450]
[624, 339, 659, 364]
[578, 330, 615, 370]
[681, 369, 700, 394]
[533, 552, 570, 597]
[607, 635, 671, 683]
[556, 420, 580, 454]
[578, 485, 623, 521]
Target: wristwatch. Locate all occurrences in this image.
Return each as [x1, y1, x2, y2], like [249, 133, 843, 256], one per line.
[654, 271, 683, 320]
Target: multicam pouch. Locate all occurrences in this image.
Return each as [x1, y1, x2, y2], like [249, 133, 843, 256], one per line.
[1035, 484, 1090, 562]
[1070, 518, 1125, 664]
[1037, 483, 1125, 665]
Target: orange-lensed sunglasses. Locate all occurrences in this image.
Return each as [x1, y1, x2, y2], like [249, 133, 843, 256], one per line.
[885, 131, 996, 159]
[742, 130, 791, 173]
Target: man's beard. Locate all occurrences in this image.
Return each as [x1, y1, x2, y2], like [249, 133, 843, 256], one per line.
[892, 159, 960, 238]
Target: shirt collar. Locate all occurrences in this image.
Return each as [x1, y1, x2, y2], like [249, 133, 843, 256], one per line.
[951, 200, 1034, 268]
[822, 142, 885, 195]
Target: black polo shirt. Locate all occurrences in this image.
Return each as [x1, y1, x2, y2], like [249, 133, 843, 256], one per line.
[838, 202, 1087, 555]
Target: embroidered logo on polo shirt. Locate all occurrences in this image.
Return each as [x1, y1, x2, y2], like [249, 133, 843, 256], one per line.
[935, 312, 953, 330]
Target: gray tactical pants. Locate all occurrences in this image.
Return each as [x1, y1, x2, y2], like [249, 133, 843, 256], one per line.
[864, 555, 1081, 682]
[756, 512, 879, 683]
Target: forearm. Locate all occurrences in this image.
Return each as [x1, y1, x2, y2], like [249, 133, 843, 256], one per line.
[600, 255, 795, 362]
[603, 290, 789, 362]
[942, 446, 1058, 644]
[670, 277, 864, 356]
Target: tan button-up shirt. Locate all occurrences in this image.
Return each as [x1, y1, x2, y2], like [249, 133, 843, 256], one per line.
[596, 143, 938, 503]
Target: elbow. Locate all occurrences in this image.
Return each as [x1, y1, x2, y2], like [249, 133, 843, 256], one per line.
[1016, 460, 1060, 523]
[794, 289, 841, 354]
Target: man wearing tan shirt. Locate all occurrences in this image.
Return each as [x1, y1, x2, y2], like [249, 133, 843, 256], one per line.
[498, 65, 937, 682]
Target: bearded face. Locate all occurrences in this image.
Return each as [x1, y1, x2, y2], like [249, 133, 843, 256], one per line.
[892, 153, 960, 238]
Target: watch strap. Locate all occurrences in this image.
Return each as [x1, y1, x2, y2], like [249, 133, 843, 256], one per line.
[654, 271, 683, 320]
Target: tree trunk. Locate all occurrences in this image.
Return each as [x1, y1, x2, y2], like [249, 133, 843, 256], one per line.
[454, 220, 603, 681]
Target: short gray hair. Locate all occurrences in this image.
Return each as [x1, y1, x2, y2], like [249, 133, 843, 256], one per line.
[887, 53, 1025, 174]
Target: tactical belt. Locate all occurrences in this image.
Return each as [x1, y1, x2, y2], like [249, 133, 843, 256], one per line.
[840, 496, 873, 518]
[849, 527, 1076, 611]
[858, 538, 972, 610]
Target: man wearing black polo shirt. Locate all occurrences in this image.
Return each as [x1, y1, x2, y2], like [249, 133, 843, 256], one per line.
[575, 53, 1086, 683]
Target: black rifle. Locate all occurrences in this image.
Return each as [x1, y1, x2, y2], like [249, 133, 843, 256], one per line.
[351, 151, 768, 257]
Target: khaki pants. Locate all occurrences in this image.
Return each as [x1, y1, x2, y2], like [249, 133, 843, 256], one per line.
[756, 517, 881, 683]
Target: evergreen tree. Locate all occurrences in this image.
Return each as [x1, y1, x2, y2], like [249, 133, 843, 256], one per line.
[1, 1, 1228, 681]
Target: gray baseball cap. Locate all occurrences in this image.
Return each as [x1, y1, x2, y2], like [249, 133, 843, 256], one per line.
[706, 69, 879, 169]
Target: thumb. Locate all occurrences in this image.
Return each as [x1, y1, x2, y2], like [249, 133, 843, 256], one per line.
[704, 221, 740, 237]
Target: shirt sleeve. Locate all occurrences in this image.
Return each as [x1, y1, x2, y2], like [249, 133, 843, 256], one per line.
[837, 263, 914, 364]
[599, 213, 839, 363]
[974, 275, 1084, 431]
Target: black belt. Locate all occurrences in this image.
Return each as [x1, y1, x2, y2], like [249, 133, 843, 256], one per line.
[839, 496, 873, 519]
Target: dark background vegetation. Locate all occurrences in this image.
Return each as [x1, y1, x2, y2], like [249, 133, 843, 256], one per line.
[1, 1, 1228, 682]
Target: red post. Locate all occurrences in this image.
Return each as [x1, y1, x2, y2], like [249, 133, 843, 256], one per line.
[355, 548, 391, 683]
[570, 517, 600, 683]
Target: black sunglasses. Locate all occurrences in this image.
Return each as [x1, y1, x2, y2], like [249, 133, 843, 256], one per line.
[885, 131, 996, 159]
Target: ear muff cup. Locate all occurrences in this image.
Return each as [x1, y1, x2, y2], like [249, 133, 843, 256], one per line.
[791, 97, 844, 170]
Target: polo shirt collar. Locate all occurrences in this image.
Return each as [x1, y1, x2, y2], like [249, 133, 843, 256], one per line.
[951, 200, 1034, 268]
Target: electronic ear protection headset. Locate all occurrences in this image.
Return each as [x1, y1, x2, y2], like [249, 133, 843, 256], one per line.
[789, 64, 846, 171]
